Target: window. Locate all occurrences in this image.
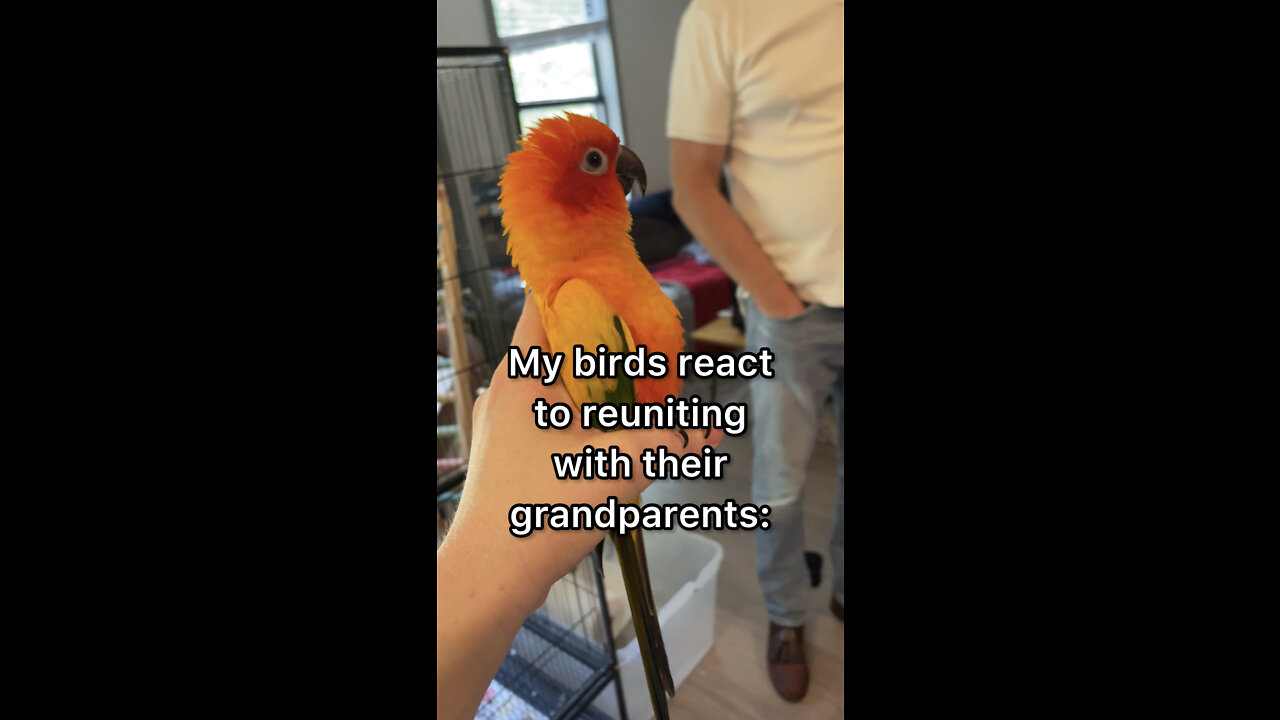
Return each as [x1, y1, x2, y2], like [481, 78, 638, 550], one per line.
[489, 0, 624, 140]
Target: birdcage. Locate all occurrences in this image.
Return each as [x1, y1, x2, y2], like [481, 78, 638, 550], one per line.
[436, 45, 529, 489]
[438, 46, 629, 720]
[437, 488, 629, 720]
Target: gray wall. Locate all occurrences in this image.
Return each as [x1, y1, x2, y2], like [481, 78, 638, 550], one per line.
[436, 0, 690, 192]
[437, 0, 491, 46]
[610, 0, 688, 194]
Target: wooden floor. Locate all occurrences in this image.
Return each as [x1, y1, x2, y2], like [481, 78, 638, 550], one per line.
[637, 373, 845, 720]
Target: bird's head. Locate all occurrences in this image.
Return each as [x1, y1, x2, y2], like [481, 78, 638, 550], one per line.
[499, 113, 647, 268]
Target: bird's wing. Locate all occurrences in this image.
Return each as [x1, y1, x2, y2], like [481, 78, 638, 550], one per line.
[541, 278, 637, 414]
[540, 279, 676, 715]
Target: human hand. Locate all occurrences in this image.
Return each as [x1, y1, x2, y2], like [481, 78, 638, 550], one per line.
[751, 282, 808, 320]
[440, 301, 724, 617]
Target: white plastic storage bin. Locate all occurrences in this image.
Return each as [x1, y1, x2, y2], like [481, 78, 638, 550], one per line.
[592, 529, 724, 720]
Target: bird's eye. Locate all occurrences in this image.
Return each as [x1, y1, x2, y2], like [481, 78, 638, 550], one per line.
[579, 147, 607, 176]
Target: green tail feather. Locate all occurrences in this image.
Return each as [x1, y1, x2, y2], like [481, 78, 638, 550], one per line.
[631, 526, 676, 696]
[590, 313, 672, 714]
[611, 526, 674, 720]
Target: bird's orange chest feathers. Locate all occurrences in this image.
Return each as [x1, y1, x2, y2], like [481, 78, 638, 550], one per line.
[499, 113, 684, 404]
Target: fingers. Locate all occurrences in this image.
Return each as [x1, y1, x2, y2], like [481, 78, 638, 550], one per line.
[471, 385, 490, 428]
[511, 298, 550, 350]
[490, 301, 551, 388]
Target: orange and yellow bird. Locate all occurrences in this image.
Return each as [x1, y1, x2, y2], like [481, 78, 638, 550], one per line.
[499, 113, 683, 720]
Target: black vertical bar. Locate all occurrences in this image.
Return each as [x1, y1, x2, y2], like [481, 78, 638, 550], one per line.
[550, 666, 612, 720]
[603, 0, 626, 139]
[481, 0, 502, 45]
[500, 46, 522, 136]
[595, 540, 629, 720]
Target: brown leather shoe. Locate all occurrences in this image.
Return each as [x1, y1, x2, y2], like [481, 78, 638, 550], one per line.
[831, 597, 844, 622]
[767, 622, 809, 702]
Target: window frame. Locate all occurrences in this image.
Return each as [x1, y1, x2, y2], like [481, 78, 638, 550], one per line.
[484, 1, 626, 142]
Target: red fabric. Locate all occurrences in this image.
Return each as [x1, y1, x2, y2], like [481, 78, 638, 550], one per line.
[504, 255, 733, 351]
[649, 255, 733, 343]
[644, 255, 691, 274]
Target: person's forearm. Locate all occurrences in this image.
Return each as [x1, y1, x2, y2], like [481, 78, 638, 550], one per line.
[436, 530, 545, 720]
[672, 184, 803, 316]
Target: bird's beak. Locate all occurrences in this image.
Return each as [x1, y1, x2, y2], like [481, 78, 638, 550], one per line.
[616, 145, 647, 198]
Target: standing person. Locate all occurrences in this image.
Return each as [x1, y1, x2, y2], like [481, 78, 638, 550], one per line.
[667, 0, 844, 704]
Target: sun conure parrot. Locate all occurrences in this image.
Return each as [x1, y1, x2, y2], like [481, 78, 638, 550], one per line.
[499, 113, 685, 720]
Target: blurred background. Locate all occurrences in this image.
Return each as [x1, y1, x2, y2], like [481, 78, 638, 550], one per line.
[439, 0, 684, 189]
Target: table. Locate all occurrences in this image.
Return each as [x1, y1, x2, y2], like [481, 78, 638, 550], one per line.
[688, 315, 746, 401]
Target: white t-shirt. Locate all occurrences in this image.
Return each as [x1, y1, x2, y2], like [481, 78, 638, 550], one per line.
[667, 0, 845, 308]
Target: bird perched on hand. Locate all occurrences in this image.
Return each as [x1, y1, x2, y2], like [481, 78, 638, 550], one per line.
[499, 113, 684, 720]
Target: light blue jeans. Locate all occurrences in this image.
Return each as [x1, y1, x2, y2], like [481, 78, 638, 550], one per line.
[745, 297, 844, 628]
